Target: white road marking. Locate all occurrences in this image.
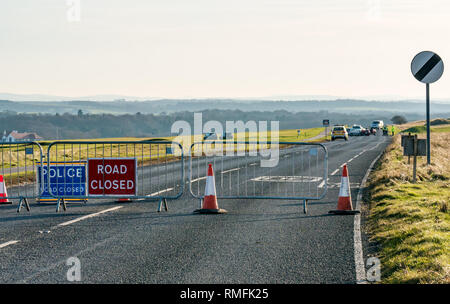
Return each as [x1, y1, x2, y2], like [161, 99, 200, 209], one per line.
[342, 138, 387, 167]
[56, 206, 123, 228]
[354, 137, 387, 284]
[250, 176, 322, 182]
[221, 168, 240, 174]
[318, 179, 327, 188]
[331, 169, 340, 175]
[147, 188, 173, 196]
[319, 182, 359, 189]
[191, 176, 206, 183]
[0, 240, 19, 249]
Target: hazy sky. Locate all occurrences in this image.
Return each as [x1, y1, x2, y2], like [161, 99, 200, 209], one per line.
[1, 0, 450, 99]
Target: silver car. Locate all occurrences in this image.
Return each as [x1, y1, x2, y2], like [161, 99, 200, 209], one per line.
[348, 125, 363, 136]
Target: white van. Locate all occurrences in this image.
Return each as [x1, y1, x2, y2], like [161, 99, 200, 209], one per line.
[371, 120, 384, 129]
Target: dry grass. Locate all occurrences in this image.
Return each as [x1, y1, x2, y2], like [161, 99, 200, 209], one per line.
[366, 120, 450, 284]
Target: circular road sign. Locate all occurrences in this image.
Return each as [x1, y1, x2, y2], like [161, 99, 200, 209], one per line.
[411, 51, 444, 84]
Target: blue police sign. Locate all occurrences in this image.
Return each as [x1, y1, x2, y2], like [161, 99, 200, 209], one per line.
[37, 163, 87, 199]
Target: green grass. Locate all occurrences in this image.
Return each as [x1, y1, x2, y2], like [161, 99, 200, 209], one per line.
[367, 128, 450, 283]
[401, 124, 450, 134]
[1, 127, 326, 183]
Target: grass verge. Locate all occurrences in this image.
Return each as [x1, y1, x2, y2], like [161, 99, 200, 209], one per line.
[366, 122, 450, 283]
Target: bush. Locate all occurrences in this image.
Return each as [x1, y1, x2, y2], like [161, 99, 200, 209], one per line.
[391, 115, 408, 125]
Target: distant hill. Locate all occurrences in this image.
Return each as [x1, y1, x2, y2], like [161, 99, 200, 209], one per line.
[0, 109, 448, 140]
[1, 98, 450, 115]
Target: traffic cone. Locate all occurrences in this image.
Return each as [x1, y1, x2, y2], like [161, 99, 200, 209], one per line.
[329, 165, 359, 215]
[0, 175, 12, 205]
[194, 164, 227, 214]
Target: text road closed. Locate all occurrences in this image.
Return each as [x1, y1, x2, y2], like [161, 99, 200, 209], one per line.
[88, 158, 137, 196]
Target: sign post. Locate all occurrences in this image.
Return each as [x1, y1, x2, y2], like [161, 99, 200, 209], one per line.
[323, 119, 330, 141]
[411, 51, 444, 165]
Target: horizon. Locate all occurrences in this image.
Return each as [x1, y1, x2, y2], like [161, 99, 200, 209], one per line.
[1, 92, 450, 104]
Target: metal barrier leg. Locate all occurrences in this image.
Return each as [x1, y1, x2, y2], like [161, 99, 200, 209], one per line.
[56, 198, 67, 212]
[24, 198, 30, 212]
[16, 197, 30, 213]
[17, 199, 23, 213]
[303, 199, 308, 214]
[157, 198, 168, 212]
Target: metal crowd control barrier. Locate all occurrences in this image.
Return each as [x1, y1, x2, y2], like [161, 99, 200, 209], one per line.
[189, 141, 328, 213]
[0, 141, 44, 212]
[46, 140, 184, 212]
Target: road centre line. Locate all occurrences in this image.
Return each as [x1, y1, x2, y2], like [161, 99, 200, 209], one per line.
[341, 138, 386, 167]
[0, 240, 19, 249]
[221, 168, 240, 174]
[147, 188, 174, 196]
[318, 178, 327, 188]
[331, 168, 340, 175]
[55, 206, 123, 228]
[191, 176, 206, 183]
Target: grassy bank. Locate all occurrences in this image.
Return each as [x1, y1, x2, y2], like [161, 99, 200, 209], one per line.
[366, 120, 449, 283]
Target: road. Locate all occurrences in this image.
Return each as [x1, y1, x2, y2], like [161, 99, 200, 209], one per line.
[0, 134, 391, 283]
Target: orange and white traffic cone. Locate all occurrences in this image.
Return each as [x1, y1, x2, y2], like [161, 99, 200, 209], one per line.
[329, 165, 359, 215]
[0, 175, 12, 205]
[194, 163, 227, 214]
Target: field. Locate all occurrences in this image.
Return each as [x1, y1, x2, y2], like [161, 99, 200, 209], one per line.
[0, 127, 326, 186]
[366, 119, 450, 283]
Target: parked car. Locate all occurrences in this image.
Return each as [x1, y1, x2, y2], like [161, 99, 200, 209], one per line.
[331, 125, 348, 141]
[348, 125, 363, 136]
[362, 128, 371, 136]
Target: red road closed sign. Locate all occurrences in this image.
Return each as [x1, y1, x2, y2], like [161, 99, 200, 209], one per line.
[88, 158, 137, 196]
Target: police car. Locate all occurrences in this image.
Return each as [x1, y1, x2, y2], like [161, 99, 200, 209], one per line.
[331, 125, 348, 141]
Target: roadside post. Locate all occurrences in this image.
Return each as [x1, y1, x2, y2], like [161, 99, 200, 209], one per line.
[411, 51, 444, 165]
[323, 119, 330, 141]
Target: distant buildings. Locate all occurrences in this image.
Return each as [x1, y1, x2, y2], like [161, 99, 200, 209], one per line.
[1, 130, 43, 142]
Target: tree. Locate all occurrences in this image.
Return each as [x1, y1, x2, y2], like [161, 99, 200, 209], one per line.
[77, 109, 83, 117]
[391, 115, 407, 125]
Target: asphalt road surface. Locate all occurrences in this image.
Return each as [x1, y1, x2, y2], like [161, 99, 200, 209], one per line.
[0, 133, 392, 283]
